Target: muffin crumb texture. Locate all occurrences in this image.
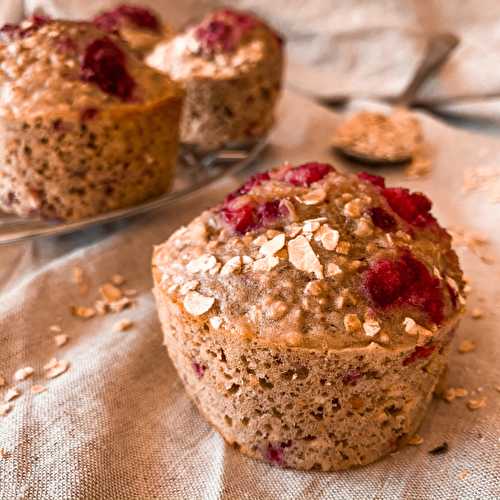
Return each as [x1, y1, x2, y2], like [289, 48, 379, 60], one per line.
[153, 162, 465, 470]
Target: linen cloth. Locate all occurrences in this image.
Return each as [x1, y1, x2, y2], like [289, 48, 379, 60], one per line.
[1, 90, 499, 499]
[0, 1, 500, 498]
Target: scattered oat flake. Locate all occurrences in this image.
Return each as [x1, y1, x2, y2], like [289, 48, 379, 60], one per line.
[288, 235, 323, 279]
[44, 358, 70, 379]
[252, 255, 280, 272]
[113, 318, 133, 332]
[297, 188, 326, 205]
[259, 233, 285, 257]
[54, 334, 69, 347]
[4, 387, 20, 402]
[467, 397, 486, 411]
[470, 308, 484, 319]
[252, 234, 268, 246]
[31, 385, 47, 395]
[408, 434, 424, 445]
[14, 367, 34, 382]
[326, 262, 343, 277]
[458, 339, 476, 354]
[318, 225, 339, 251]
[72, 266, 84, 284]
[363, 320, 381, 337]
[71, 306, 96, 319]
[344, 313, 361, 333]
[108, 297, 133, 313]
[186, 254, 217, 273]
[209, 316, 222, 329]
[220, 256, 242, 276]
[0, 403, 12, 416]
[111, 274, 125, 286]
[180, 280, 199, 295]
[183, 292, 215, 316]
[99, 283, 123, 303]
[49, 324, 62, 333]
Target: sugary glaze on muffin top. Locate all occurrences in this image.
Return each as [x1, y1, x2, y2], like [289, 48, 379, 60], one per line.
[154, 162, 465, 350]
[147, 8, 282, 80]
[0, 17, 180, 119]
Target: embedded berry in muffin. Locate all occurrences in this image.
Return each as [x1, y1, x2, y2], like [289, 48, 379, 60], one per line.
[153, 162, 465, 471]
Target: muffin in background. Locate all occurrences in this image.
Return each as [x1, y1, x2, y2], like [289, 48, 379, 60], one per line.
[92, 4, 173, 58]
[0, 17, 183, 221]
[147, 8, 284, 151]
[152, 162, 465, 471]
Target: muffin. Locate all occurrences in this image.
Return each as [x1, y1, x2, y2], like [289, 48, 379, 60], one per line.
[152, 162, 465, 471]
[93, 4, 172, 58]
[0, 17, 183, 220]
[147, 8, 284, 151]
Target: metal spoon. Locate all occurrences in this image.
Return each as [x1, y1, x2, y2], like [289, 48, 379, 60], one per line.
[333, 32, 459, 164]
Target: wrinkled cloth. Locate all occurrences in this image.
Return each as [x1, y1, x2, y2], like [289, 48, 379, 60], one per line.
[1, 90, 499, 499]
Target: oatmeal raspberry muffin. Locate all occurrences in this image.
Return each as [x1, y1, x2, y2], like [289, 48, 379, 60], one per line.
[0, 17, 183, 220]
[93, 4, 172, 58]
[147, 8, 284, 151]
[152, 162, 465, 471]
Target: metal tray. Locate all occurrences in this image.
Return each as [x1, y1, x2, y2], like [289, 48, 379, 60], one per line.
[0, 140, 266, 245]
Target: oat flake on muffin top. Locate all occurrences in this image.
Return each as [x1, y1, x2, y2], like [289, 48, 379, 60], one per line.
[155, 162, 465, 350]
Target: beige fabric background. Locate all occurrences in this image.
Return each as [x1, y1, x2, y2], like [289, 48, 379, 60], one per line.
[1, 2, 500, 499]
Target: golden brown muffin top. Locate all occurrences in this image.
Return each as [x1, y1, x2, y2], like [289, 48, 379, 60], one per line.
[0, 17, 181, 119]
[147, 8, 283, 80]
[153, 162, 465, 351]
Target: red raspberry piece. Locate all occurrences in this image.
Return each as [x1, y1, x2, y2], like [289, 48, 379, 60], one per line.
[382, 188, 436, 227]
[93, 5, 161, 33]
[192, 361, 206, 379]
[363, 251, 444, 323]
[225, 171, 270, 202]
[265, 440, 291, 466]
[357, 171, 386, 188]
[367, 206, 397, 231]
[402, 344, 436, 366]
[0, 14, 50, 40]
[80, 36, 135, 101]
[221, 202, 257, 234]
[195, 9, 257, 54]
[283, 162, 334, 187]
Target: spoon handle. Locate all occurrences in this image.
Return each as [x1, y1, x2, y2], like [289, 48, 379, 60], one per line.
[394, 32, 460, 107]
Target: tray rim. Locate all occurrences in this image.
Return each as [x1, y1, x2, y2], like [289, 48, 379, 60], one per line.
[0, 140, 266, 246]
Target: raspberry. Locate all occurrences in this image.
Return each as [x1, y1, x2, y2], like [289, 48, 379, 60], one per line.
[265, 440, 291, 466]
[363, 251, 444, 323]
[382, 188, 436, 227]
[221, 202, 257, 234]
[225, 171, 270, 202]
[195, 9, 257, 54]
[283, 162, 334, 187]
[192, 361, 206, 379]
[93, 5, 161, 33]
[402, 344, 436, 366]
[367, 207, 397, 231]
[80, 36, 135, 101]
[0, 14, 50, 40]
[357, 171, 386, 188]
[221, 198, 285, 234]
